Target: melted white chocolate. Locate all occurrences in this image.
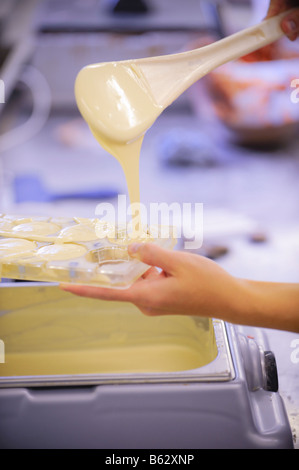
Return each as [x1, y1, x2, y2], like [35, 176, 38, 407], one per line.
[75, 62, 163, 233]
[57, 224, 98, 242]
[12, 222, 60, 236]
[0, 291, 217, 377]
[0, 238, 37, 260]
[35, 243, 87, 261]
[0, 220, 13, 232]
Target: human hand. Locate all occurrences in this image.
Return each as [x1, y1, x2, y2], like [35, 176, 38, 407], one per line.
[267, 0, 299, 40]
[61, 242, 246, 320]
[61, 242, 299, 332]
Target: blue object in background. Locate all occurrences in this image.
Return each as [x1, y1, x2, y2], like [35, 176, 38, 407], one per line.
[13, 175, 119, 203]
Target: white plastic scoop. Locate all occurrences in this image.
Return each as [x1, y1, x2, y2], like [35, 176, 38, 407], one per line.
[75, 10, 292, 147]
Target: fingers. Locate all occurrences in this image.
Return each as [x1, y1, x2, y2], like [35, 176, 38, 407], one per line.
[140, 266, 161, 280]
[267, 0, 299, 17]
[60, 283, 133, 302]
[266, 1, 299, 40]
[59, 244, 176, 305]
[281, 8, 299, 40]
[128, 242, 177, 274]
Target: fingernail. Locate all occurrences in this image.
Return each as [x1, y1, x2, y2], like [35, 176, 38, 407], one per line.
[59, 283, 70, 290]
[128, 243, 143, 256]
[285, 19, 298, 33]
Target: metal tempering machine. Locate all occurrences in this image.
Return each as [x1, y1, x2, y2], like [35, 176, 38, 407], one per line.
[0, 283, 294, 449]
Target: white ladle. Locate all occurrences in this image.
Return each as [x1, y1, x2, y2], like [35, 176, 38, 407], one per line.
[75, 10, 293, 146]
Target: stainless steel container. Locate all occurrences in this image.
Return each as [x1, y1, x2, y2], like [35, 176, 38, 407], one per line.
[0, 283, 294, 449]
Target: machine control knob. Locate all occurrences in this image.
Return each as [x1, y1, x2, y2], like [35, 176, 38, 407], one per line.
[238, 333, 279, 393]
[263, 351, 279, 392]
[112, 0, 149, 14]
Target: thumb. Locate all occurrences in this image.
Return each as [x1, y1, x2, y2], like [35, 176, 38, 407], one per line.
[281, 9, 299, 40]
[128, 242, 176, 274]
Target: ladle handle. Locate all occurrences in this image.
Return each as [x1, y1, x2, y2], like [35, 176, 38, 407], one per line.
[144, 9, 295, 108]
[190, 9, 294, 75]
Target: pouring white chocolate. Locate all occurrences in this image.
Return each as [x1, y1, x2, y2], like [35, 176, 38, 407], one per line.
[74, 11, 289, 234]
[75, 62, 163, 232]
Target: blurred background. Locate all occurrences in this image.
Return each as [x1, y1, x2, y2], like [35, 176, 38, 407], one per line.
[0, 0, 298, 444]
[0, 0, 298, 247]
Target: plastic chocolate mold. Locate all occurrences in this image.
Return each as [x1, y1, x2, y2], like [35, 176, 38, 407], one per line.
[0, 214, 176, 288]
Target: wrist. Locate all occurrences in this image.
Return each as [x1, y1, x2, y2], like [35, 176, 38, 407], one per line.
[224, 278, 263, 327]
[230, 278, 299, 332]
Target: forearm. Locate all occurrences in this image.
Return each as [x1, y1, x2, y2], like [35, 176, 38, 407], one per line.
[229, 279, 299, 332]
